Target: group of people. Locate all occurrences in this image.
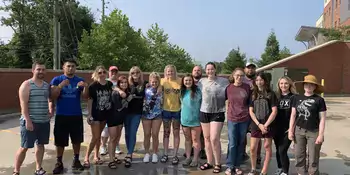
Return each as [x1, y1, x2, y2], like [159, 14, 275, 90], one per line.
[13, 59, 327, 175]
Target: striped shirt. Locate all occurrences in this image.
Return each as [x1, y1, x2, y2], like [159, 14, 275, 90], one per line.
[21, 80, 50, 123]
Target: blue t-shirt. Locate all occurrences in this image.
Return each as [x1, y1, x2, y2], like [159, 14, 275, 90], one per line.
[142, 87, 163, 119]
[50, 75, 84, 116]
[180, 89, 202, 127]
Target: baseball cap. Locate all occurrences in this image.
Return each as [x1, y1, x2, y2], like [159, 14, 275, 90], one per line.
[109, 66, 119, 71]
[245, 62, 257, 68]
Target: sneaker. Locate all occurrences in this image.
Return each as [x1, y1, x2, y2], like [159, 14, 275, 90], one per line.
[71, 159, 84, 171]
[100, 146, 107, 155]
[143, 153, 150, 163]
[280, 173, 287, 175]
[275, 169, 282, 175]
[115, 145, 122, 154]
[52, 162, 64, 174]
[152, 153, 158, 163]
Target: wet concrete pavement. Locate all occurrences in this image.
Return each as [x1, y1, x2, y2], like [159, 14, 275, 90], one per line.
[1, 98, 350, 175]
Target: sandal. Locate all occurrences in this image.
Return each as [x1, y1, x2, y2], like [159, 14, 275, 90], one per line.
[93, 158, 104, 165]
[83, 161, 90, 168]
[108, 161, 117, 169]
[248, 169, 257, 175]
[225, 168, 232, 175]
[189, 160, 198, 167]
[13, 172, 19, 175]
[182, 158, 192, 167]
[34, 168, 46, 175]
[200, 162, 213, 170]
[124, 156, 132, 168]
[114, 157, 122, 164]
[160, 155, 168, 163]
[172, 156, 179, 165]
[235, 168, 243, 175]
[213, 164, 222, 173]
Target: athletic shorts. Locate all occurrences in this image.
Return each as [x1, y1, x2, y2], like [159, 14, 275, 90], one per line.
[199, 112, 225, 123]
[54, 115, 84, 147]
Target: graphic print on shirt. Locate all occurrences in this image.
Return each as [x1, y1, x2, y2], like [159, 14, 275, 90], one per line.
[62, 84, 79, 98]
[96, 90, 112, 111]
[296, 99, 315, 121]
[279, 98, 291, 109]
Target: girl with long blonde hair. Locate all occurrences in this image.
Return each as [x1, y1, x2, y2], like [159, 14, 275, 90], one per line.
[83, 66, 114, 168]
[273, 76, 297, 175]
[160, 64, 182, 165]
[142, 72, 163, 163]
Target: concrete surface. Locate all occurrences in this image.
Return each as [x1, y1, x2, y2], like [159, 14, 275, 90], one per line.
[0, 98, 350, 175]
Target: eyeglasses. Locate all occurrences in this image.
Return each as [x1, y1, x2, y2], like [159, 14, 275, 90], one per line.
[234, 74, 244, 77]
[98, 71, 106, 75]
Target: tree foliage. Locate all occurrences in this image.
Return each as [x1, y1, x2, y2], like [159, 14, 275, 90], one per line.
[279, 46, 292, 59]
[222, 47, 246, 74]
[259, 31, 281, 67]
[0, 0, 95, 68]
[79, 10, 150, 71]
[320, 26, 350, 41]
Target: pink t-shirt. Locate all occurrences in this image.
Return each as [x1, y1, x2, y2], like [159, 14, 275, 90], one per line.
[225, 83, 251, 122]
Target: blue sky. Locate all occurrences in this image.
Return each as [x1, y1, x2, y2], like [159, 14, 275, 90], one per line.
[0, 0, 323, 64]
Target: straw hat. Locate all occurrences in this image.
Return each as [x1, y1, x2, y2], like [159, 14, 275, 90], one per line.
[295, 75, 324, 94]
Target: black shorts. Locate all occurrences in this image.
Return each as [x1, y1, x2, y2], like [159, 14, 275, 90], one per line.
[54, 115, 84, 147]
[107, 111, 125, 127]
[199, 112, 225, 123]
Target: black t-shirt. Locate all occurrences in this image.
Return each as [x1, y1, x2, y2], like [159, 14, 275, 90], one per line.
[127, 81, 148, 115]
[88, 81, 113, 118]
[292, 94, 327, 131]
[250, 91, 277, 131]
[111, 90, 129, 115]
[275, 93, 294, 133]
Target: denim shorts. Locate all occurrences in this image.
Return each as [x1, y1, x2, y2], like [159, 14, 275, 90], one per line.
[20, 119, 50, 148]
[162, 110, 180, 121]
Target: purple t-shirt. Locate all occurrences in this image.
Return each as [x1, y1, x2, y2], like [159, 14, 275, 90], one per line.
[225, 83, 251, 122]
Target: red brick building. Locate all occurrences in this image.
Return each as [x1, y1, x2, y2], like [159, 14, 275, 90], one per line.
[257, 40, 350, 95]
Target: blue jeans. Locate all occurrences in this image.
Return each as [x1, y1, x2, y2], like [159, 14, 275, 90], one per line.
[124, 114, 141, 155]
[226, 120, 250, 169]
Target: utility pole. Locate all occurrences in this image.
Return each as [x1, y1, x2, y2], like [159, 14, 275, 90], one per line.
[102, 0, 105, 21]
[53, 0, 61, 70]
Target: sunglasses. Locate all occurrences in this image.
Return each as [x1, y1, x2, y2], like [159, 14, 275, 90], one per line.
[98, 71, 106, 75]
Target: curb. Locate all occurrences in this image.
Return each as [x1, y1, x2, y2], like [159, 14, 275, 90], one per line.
[0, 112, 20, 121]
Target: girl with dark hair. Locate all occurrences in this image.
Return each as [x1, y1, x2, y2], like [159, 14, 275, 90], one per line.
[199, 62, 229, 173]
[248, 72, 278, 175]
[225, 68, 251, 175]
[106, 76, 130, 169]
[180, 74, 202, 167]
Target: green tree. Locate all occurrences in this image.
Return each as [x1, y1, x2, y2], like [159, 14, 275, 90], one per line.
[259, 30, 280, 67]
[279, 46, 292, 59]
[0, 0, 95, 68]
[222, 47, 246, 74]
[79, 9, 150, 70]
[146, 23, 194, 73]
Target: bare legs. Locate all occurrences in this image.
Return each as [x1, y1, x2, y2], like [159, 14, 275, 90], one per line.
[250, 138, 272, 174]
[84, 122, 105, 163]
[183, 126, 202, 164]
[201, 121, 224, 166]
